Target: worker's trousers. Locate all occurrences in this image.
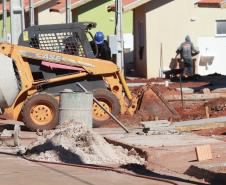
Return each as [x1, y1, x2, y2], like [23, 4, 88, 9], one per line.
[183, 58, 193, 76]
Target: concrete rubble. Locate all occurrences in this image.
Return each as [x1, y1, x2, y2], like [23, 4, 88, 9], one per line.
[26, 121, 145, 165]
[140, 120, 181, 135]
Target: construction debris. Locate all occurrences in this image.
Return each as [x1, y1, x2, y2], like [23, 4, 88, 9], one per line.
[173, 117, 226, 130]
[139, 118, 226, 134]
[0, 129, 13, 137]
[140, 120, 181, 135]
[205, 98, 226, 111]
[141, 120, 170, 129]
[26, 121, 145, 165]
[176, 122, 226, 132]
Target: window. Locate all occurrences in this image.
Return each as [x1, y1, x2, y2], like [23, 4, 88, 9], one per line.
[216, 20, 226, 35]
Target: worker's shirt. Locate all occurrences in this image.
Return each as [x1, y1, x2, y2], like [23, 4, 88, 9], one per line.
[97, 41, 111, 60]
[91, 41, 112, 60]
[177, 41, 198, 59]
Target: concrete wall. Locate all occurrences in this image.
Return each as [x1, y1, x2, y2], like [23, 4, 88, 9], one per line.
[136, 0, 226, 78]
[197, 37, 226, 75]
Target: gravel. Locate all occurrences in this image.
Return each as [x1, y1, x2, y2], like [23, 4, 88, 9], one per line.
[26, 121, 145, 165]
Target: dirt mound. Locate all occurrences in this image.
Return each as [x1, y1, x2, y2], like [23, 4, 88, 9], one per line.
[26, 122, 145, 165]
[205, 98, 226, 112]
[173, 102, 205, 121]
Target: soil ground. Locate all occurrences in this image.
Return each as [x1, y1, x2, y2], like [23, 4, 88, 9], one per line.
[0, 154, 166, 185]
[101, 75, 226, 184]
[146, 142, 226, 175]
[103, 75, 226, 135]
[1, 75, 226, 184]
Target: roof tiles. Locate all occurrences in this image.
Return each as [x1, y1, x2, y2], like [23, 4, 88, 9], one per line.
[0, 0, 51, 13]
[198, 0, 223, 4]
[50, 0, 91, 12]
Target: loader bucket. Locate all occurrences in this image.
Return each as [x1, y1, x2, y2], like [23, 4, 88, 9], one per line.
[138, 86, 180, 120]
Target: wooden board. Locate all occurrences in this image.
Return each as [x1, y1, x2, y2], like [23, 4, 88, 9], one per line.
[176, 122, 226, 132]
[195, 145, 212, 161]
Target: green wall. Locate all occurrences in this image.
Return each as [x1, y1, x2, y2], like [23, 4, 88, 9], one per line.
[73, 0, 133, 36]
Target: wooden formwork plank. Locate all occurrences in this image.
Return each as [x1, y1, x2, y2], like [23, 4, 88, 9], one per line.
[195, 145, 212, 161]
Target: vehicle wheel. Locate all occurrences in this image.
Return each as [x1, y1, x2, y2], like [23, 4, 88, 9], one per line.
[22, 93, 59, 131]
[93, 89, 120, 128]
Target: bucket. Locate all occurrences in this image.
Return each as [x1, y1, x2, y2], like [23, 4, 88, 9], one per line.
[59, 89, 93, 128]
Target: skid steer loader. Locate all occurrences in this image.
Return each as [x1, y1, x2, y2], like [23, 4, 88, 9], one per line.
[0, 22, 140, 131]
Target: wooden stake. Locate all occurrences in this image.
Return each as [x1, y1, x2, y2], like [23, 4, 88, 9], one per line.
[205, 106, 210, 118]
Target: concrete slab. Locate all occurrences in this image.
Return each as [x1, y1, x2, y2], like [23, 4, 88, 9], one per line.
[95, 128, 223, 147]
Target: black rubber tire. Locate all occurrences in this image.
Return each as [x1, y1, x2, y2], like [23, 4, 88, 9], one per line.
[93, 89, 120, 128]
[22, 93, 59, 131]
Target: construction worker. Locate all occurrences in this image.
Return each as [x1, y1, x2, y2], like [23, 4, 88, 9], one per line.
[91, 32, 111, 60]
[176, 35, 199, 76]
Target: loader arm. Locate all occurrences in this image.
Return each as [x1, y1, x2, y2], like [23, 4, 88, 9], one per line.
[0, 43, 119, 75]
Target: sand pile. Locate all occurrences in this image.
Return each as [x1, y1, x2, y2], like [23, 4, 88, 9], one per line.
[26, 121, 145, 165]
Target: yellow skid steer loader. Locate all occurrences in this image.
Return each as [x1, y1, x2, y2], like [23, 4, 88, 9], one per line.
[0, 23, 140, 131]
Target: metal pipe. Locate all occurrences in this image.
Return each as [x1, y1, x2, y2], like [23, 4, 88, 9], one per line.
[76, 82, 130, 133]
[115, 0, 124, 73]
[66, 0, 72, 23]
[29, 0, 35, 26]
[179, 74, 184, 108]
[10, 0, 25, 44]
[2, 0, 7, 41]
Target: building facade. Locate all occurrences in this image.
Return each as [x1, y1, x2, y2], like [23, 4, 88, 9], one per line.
[132, 0, 226, 78]
[0, 0, 133, 39]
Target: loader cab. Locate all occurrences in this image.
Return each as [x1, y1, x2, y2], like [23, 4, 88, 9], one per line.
[17, 22, 107, 95]
[18, 22, 97, 81]
[18, 22, 96, 58]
